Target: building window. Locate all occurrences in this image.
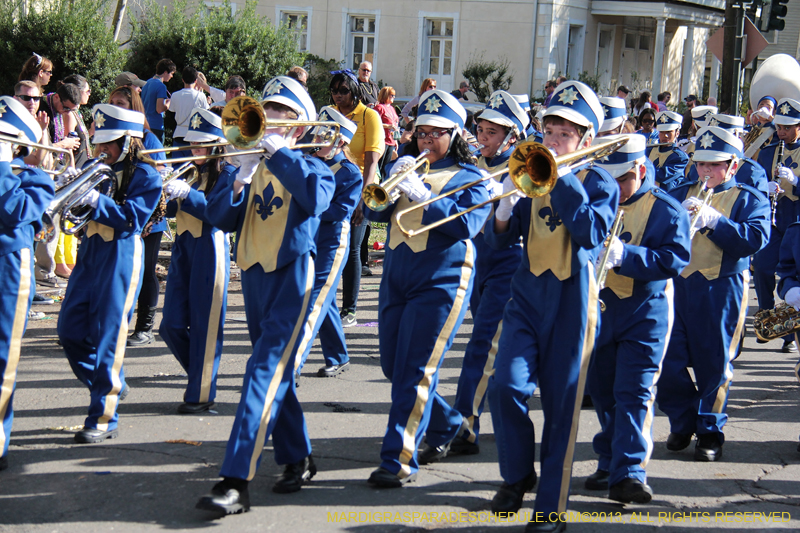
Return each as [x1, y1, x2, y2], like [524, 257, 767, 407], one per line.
[281, 12, 308, 52]
[204, 1, 236, 16]
[349, 16, 376, 70]
[426, 18, 453, 77]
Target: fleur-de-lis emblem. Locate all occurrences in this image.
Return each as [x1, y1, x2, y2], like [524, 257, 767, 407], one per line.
[784, 155, 799, 172]
[538, 206, 562, 232]
[620, 230, 632, 244]
[253, 182, 283, 220]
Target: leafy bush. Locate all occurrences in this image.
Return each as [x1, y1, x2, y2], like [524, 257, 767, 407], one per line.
[0, 0, 126, 116]
[577, 71, 601, 93]
[127, 0, 304, 98]
[462, 53, 514, 103]
[304, 54, 343, 112]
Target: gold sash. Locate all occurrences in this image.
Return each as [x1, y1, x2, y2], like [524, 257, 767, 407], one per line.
[771, 145, 800, 202]
[236, 163, 292, 273]
[648, 147, 672, 169]
[86, 170, 124, 242]
[176, 171, 207, 238]
[681, 182, 741, 280]
[389, 164, 460, 253]
[526, 170, 588, 280]
[604, 191, 657, 299]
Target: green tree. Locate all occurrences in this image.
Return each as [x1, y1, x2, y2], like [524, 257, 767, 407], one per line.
[462, 53, 514, 103]
[0, 0, 126, 113]
[127, 0, 304, 98]
[304, 54, 344, 112]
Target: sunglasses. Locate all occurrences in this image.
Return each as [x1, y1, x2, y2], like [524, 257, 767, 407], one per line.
[413, 129, 452, 139]
[360, 68, 371, 73]
[15, 94, 42, 102]
[43, 70, 52, 75]
[641, 119, 655, 124]
[330, 87, 350, 96]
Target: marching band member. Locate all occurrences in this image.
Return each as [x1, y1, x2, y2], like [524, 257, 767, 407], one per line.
[291, 106, 361, 377]
[0, 97, 54, 470]
[597, 97, 627, 137]
[648, 111, 688, 190]
[196, 77, 335, 515]
[775, 221, 800, 451]
[686, 114, 768, 197]
[159, 108, 234, 413]
[657, 126, 769, 462]
[746, 95, 778, 159]
[58, 104, 162, 443]
[484, 81, 618, 532]
[678, 105, 717, 163]
[753, 98, 800, 352]
[513, 93, 541, 142]
[586, 134, 691, 503]
[363, 90, 491, 487]
[418, 90, 528, 464]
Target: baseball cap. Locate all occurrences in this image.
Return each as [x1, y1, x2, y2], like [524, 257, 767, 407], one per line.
[115, 72, 146, 88]
[684, 94, 698, 102]
[617, 85, 630, 95]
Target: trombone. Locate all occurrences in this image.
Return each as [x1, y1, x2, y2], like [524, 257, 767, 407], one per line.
[394, 137, 631, 238]
[362, 151, 430, 211]
[137, 96, 340, 165]
[2, 133, 76, 176]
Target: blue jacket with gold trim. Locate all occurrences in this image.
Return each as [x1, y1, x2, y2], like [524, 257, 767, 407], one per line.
[647, 145, 689, 191]
[0, 159, 54, 255]
[757, 140, 800, 231]
[90, 159, 162, 239]
[166, 162, 236, 235]
[320, 152, 362, 224]
[204, 148, 335, 271]
[669, 179, 770, 278]
[484, 165, 619, 279]
[777, 222, 800, 298]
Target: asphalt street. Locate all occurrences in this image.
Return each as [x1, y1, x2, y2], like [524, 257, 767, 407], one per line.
[2, 262, 800, 532]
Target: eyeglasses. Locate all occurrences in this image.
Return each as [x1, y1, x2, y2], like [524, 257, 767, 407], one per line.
[330, 87, 350, 96]
[641, 119, 655, 125]
[360, 68, 371, 73]
[413, 129, 452, 139]
[15, 94, 42, 102]
[43, 70, 52, 75]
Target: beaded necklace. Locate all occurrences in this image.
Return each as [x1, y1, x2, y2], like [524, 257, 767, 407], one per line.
[46, 93, 66, 142]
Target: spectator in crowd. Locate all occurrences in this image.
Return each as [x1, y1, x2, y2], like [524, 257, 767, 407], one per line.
[357, 61, 379, 105]
[680, 94, 698, 138]
[18, 52, 53, 93]
[657, 91, 671, 112]
[199, 74, 247, 105]
[543, 80, 557, 107]
[62, 74, 92, 168]
[636, 107, 658, 143]
[287, 66, 309, 89]
[401, 78, 437, 124]
[39, 83, 82, 163]
[141, 58, 176, 142]
[375, 86, 399, 176]
[556, 75, 567, 86]
[170, 66, 210, 159]
[617, 85, 630, 100]
[450, 81, 470, 101]
[707, 96, 717, 107]
[632, 91, 653, 118]
[115, 72, 146, 94]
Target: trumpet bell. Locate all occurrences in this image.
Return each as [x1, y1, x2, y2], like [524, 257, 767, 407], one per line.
[508, 141, 558, 198]
[222, 95, 266, 149]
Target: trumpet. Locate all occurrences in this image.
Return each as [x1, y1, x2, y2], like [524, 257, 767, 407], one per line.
[687, 176, 714, 240]
[2, 133, 76, 176]
[38, 155, 117, 243]
[362, 151, 430, 211]
[597, 210, 625, 313]
[162, 161, 200, 189]
[137, 96, 340, 165]
[393, 137, 631, 238]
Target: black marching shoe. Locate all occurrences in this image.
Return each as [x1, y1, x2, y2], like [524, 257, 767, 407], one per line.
[609, 477, 653, 504]
[74, 427, 119, 444]
[584, 468, 609, 490]
[694, 433, 723, 462]
[196, 478, 250, 516]
[666, 432, 693, 451]
[119, 384, 130, 401]
[127, 305, 157, 346]
[317, 361, 350, 377]
[491, 470, 537, 514]
[782, 340, 798, 353]
[449, 434, 480, 456]
[273, 455, 317, 494]
[367, 467, 416, 488]
[178, 401, 215, 414]
[0, 455, 8, 471]
[418, 440, 451, 465]
[525, 516, 566, 533]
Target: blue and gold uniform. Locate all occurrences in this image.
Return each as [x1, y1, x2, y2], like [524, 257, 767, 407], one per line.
[776, 222, 800, 384]
[59, 105, 162, 442]
[657, 126, 770, 460]
[587, 135, 691, 500]
[0, 97, 54, 465]
[364, 90, 491, 486]
[485, 81, 619, 520]
[648, 110, 688, 191]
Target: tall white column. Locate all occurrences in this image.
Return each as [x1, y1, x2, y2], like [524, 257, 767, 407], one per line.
[681, 24, 695, 98]
[709, 56, 720, 100]
[652, 17, 667, 96]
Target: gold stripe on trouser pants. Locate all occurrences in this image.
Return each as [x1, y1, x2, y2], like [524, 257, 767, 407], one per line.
[712, 270, 750, 413]
[466, 320, 502, 442]
[199, 231, 228, 403]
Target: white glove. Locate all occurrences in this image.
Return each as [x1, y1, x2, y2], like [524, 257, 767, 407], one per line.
[77, 189, 100, 209]
[681, 196, 703, 212]
[0, 142, 13, 163]
[485, 175, 504, 199]
[557, 165, 572, 178]
[676, 138, 691, 150]
[785, 287, 800, 311]
[391, 155, 417, 176]
[777, 166, 797, 187]
[166, 179, 192, 201]
[495, 176, 524, 222]
[260, 133, 289, 158]
[604, 236, 624, 269]
[56, 166, 79, 188]
[235, 154, 262, 185]
[753, 107, 773, 121]
[397, 171, 431, 204]
[693, 204, 723, 231]
[768, 181, 783, 196]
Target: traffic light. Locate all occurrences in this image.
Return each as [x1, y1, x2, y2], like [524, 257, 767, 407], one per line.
[760, 0, 789, 32]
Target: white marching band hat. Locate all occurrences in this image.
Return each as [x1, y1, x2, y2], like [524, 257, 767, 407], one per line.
[0, 96, 43, 144]
[317, 106, 357, 144]
[91, 104, 144, 144]
[416, 89, 467, 135]
[691, 106, 718, 128]
[185, 108, 225, 143]
[543, 81, 604, 138]
[481, 90, 530, 138]
[261, 76, 317, 121]
[773, 98, 800, 126]
[656, 110, 683, 132]
[692, 126, 743, 162]
[593, 134, 645, 179]
[708, 113, 745, 134]
[599, 97, 627, 133]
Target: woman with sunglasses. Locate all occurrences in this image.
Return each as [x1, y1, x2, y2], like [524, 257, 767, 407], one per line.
[62, 74, 93, 168]
[401, 78, 437, 125]
[363, 90, 491, 488]
[18, 52, 54, 94]
[323, 71, 384, 329]
[637, 108, 658, 144]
